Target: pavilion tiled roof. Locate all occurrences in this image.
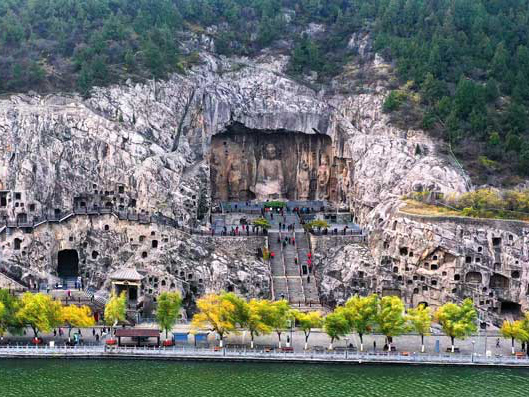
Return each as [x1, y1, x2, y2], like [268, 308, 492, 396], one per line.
[109, 267, 144, 281]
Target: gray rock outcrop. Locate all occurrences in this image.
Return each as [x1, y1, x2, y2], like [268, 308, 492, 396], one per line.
[0, 32, 526, 323]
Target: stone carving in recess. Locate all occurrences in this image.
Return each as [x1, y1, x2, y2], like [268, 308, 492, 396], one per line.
[210, 127, 336, 202]
[252, 143, 285, 200]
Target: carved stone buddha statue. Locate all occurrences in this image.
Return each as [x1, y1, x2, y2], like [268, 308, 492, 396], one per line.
[252, 143, 284, 200]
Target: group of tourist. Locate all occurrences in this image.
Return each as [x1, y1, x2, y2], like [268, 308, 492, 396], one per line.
[212, 224, 254, 237]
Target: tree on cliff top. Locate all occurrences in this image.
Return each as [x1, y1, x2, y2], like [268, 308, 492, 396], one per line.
[253, 218, 271, 231]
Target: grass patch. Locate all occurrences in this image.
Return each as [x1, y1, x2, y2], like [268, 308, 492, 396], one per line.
[400, 200, 461, 217]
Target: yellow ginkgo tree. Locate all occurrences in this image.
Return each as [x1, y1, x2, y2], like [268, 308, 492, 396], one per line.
[191, 292, 238, 348]
[104, 291, 127, 339]
[407, 303, 432, 353]
[16, 292, 63, 338]
[293, 310, 323, 350]
[0, 302, 5, 336]
[62, 305, 95, 341]
[265, 299, 291, 349]
[344, 294, 378, 352]
[434, 298, 477, 353]
[156, 292, 183, 341]
[375, 296, 408, 351]
[244, 299, 273, 349]
[323, 307, 350, 350]
[501, 320, 529, 355]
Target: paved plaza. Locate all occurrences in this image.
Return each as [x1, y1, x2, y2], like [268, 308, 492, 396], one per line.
[1, 322, 521, 359]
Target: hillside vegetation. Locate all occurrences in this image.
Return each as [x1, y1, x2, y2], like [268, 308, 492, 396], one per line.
[0, 1, 528, 180]
[404, 189, 529, 222]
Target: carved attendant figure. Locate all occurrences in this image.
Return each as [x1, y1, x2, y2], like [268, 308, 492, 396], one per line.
[297, 156, 311, 200]
[228, 160, 242, 200]
[317, 154, 330, 199]
[252, 143, 284, 200]
[338, 162, 350, 203]
[211, 152, 228, 200]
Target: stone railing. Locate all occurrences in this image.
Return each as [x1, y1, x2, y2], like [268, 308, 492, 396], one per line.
[2, 344, 529, 367]
[0, 208, 203, 235]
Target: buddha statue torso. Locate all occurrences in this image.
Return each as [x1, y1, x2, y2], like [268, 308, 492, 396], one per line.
[252, 143, 284, 200]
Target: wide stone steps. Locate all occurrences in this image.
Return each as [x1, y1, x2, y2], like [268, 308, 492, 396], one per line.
[272, 277, 289, 301]
[283, 248, 299, 277]
[295, 232, 310, 248]
[302, 278, 319, 303]
[287, 277, 304, 304]
[269, 229, 321, 307]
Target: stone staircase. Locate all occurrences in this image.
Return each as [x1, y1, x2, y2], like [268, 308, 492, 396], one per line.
[0, 271, 26, 291]
[268, 225, 322, 310]
[280, 231, 305, 305]
[296, 231, 320, 303]
[268, 231, 289, 301]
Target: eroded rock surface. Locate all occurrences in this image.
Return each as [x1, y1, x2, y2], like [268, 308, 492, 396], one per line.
[0, 33, 526, 322]
[0, 215, 269, 310]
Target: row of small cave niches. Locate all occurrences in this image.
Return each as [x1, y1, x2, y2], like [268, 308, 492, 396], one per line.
[391, 264, 519, 289]
[74, 183, 137, 211]
[141, 273, 206, 296]
[385, 271, 521, 315]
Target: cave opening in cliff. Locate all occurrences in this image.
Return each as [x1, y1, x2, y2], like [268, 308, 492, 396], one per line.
[500, 301, 521, 316]
[490, 273, 509, 289]
[210, 123, 349, 203]
[57, 249, 79, 278]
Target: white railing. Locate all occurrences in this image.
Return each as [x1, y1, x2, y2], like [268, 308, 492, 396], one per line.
[1, 344, 529, 365]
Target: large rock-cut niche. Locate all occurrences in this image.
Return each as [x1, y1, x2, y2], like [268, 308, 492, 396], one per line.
[57, 249, 79, 278]
[211, 124, 349, 202]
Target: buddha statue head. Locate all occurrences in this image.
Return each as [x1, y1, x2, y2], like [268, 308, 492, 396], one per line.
[264, 143, 278, 160]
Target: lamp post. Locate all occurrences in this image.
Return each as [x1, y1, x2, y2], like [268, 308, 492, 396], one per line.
[345, 337, 349, 359]
[286, 319, 293, 348]
[478, 310, 490, 356]
[471, 340, 475, 363]
[289, 317, 294, 349]
[483, 320, 488, 356]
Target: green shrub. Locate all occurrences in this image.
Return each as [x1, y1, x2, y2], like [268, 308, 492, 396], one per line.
[383, 90, 408, 112]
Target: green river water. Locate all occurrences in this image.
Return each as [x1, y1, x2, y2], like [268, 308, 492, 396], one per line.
[0, 360, 527, 397]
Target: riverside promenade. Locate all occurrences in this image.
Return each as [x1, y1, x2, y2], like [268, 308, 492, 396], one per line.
[2, 344, 529, 367]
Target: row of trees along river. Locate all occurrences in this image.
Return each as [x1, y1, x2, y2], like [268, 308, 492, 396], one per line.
[2, 289, 528, 355]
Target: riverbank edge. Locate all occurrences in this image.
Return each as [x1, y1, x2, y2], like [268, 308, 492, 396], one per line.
[2, 353, 529, 368]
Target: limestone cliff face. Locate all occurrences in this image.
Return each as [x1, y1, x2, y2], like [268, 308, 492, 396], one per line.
[0, 214, 270, 308]
[0, 46, 467, 222]
[0, 34, 521, 321]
